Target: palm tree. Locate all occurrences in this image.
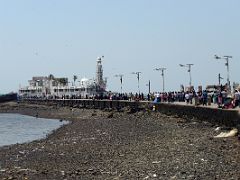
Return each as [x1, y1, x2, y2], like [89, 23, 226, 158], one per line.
[73, 75, 78, 86]
[48, 74, 54, 80]
[59, 78, 68, 86]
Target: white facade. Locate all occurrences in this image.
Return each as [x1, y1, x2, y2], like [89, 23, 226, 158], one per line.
[19, 57, 107, 98]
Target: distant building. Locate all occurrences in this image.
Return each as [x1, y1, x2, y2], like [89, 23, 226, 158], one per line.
[19, 57, 107, 98]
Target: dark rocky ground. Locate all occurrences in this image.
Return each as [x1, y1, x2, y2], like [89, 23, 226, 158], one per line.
[0, 102, 240, 179]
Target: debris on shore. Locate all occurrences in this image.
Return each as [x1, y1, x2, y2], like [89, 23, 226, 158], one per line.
[214, 128, 238, 138]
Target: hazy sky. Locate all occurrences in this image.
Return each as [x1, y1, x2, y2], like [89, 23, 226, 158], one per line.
[0, 0, 239, 93]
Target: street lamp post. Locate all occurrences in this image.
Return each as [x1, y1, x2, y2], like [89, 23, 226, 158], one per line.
[214, 55, 232, 91]
[146, 80, 151, 94]
[114, 74, 124, 94]
[154, 68, 166, 92]
[218, 73, 223, 86]
[132, 72, 142, 94]
[179, 64, 194, 88]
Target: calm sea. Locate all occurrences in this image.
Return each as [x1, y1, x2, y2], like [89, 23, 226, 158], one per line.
[0, 113, 68, 147]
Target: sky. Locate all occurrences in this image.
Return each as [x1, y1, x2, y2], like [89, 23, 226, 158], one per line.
[0, 0, 239, 94]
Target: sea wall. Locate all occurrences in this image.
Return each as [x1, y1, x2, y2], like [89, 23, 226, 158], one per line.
[153, 103, 240, 127]
[22, 99, 240, 127]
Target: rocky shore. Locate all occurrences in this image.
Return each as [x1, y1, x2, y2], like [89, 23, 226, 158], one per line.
[0, 102, 240, 179]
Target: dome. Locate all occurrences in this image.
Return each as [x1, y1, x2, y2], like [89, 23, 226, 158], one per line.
[80, 78, 89, 82]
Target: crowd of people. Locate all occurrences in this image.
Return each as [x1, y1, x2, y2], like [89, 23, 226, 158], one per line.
[152, 89, 240, 109]
[20, 88, 240, 109]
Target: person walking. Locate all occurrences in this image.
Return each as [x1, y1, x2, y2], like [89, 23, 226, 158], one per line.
[202, 90, 208, 106]
[234, 90, 240, 108]
[218, 91, 223, 108]
[185, 92, 190, 104]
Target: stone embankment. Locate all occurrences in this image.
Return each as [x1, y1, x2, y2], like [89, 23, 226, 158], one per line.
[23, 99, 240, 128]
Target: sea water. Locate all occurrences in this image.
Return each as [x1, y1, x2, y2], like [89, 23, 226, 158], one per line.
[0, 113, 68, 147]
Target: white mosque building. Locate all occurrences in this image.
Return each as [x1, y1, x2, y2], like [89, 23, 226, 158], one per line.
[19, 57, 107, 98]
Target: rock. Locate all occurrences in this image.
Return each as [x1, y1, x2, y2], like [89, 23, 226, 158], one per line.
[61, 171, 65, 176]
[215, 127, 221, 131]
[91, 113, 97, 116]
[152, 174, 157, 178]
[107, 112, 114, 118]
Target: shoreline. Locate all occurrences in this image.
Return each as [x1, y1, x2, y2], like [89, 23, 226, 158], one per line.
[0, 102, 240, 179]
[0, 113, 69, 148]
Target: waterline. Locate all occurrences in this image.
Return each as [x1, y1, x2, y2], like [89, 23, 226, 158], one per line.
[0, 113, 68, 147]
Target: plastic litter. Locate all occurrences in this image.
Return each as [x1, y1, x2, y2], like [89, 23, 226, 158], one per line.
[214, 128, 238, 138]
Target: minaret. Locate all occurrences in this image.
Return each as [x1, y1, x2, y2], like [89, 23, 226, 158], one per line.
[96, 57, 103, 86]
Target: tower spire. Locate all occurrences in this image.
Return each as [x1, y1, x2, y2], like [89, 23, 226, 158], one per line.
[96, 56, 104, 86]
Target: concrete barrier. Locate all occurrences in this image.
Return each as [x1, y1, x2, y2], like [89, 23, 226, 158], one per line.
[153, 103, 240, 127]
